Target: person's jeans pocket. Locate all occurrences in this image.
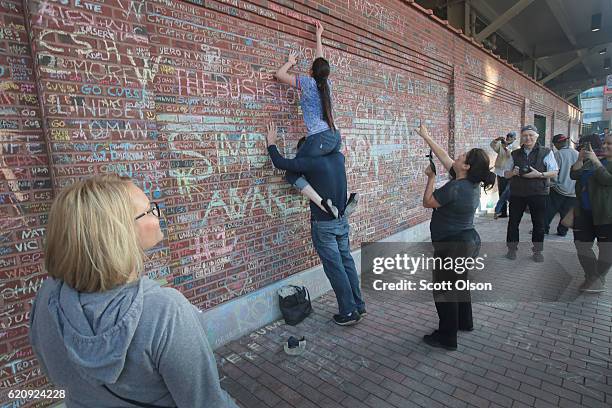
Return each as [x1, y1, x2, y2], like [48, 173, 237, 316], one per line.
[320, 130, 341, 154]
[302, 130, 341, 157]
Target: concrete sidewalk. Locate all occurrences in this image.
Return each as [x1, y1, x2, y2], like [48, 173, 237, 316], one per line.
[216, 215, 612, 408]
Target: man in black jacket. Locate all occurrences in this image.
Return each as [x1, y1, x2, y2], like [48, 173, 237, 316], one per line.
[265, 123, 365, 326]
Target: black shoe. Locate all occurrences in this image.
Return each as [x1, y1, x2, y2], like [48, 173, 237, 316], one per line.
[357, 307, 367, 317]
[556, 232, 567, 237]
[532, 252, 544, 263]
[505, 249, 517, 260]
[333, 312, 361, 326]
[423, 331, 457, 351]
[321, 198, 339, 218]
[344, 193, 359, 217]
[498, 214, 508, 218]
[458, 326, 474, 332]
[583, 278, 605, 293]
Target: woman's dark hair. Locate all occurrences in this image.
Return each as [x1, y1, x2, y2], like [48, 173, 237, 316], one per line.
[311, 57, 335, 130]
[465, 148, 496, 192]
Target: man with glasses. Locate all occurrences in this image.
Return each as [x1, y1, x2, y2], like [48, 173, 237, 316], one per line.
[503, 125, 559, 262]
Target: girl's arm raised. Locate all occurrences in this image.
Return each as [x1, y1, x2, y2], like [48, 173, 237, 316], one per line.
[315, 21, 324, 59]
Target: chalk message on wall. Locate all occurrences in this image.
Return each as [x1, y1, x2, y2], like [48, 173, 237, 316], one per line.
[0, 0, 54, 402]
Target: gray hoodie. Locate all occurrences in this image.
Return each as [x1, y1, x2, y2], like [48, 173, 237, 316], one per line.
[29, 276, 239, 408]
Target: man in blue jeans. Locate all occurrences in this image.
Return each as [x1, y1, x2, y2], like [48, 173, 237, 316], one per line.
[265, 123, 365, 326]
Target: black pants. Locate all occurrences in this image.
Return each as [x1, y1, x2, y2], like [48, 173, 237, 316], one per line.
[496, 176, 509, 216]
[544, 190, 575, 236]
[507, 195, 547, 252]
[432, 229, 481, 347]
[573, 210, 612, 282]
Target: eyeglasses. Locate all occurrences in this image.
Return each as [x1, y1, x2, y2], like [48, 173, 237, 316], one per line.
[135, 202, 160, 220]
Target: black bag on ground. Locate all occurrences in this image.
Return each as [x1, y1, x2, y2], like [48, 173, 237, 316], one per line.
[278, 285, 312, 326]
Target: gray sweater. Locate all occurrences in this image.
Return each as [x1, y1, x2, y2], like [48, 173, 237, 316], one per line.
[552, 147, 579, 196]
[29, 276, 239, 408]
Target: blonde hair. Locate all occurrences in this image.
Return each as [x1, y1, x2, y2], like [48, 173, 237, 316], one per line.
[45, 174, 144, 292]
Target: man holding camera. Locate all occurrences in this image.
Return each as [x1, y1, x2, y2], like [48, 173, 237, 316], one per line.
[504, 125, 559, 262]
[490, 131, 517, 218]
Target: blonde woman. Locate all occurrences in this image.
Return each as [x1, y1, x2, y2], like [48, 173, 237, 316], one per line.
[29, 175, 238, 408]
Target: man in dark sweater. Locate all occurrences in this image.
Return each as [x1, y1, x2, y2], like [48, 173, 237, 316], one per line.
[265, 123, 365, 326]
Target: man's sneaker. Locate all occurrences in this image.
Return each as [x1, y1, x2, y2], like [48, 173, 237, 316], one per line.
[333, 312, 361, 326]
[423, 331, 457, 351]
[505, 249, 517, 260]
[357, 307, 367, 317]
[344, 193, 359, 217]
[532, 252, 544, 263]
[583, 278, 605, 293]
[321, 198, 339, 218]
[579, 279, 592, 291]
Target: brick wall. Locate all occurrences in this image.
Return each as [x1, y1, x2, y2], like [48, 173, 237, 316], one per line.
[1, 0, 53, 403]
[0, 0, 580, 405]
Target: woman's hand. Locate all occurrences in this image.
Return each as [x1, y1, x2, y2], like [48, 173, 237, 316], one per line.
[415, 122, 431, 140]
[583, 149, 602, 167]
[424, 164, 435, 178]
[287, 51, 298, 66]
[315, 21, 324, 37]
[415, 121, 454, 171]
[266, 122, 277, 147]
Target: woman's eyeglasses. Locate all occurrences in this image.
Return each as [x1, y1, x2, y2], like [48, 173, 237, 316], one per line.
[135, 202, 160, 220]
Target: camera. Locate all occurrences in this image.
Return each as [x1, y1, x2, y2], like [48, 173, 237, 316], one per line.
[426, 149, 436, 175]
[518, 165, 532, 176]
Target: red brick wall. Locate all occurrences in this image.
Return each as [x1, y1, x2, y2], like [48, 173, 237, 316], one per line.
[0, 0, 53, 401]
[0, 0, 580, 404]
